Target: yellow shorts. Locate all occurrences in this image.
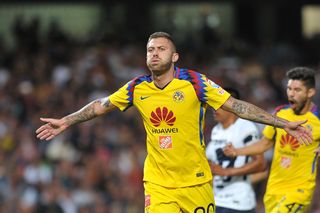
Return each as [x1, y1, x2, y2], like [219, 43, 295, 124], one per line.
[144, 181, 215, 213]
[263, 190, 313, 213]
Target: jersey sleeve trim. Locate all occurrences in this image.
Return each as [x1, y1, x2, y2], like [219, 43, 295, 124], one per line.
[311, 104, 320, 119]
[110, 75, 152, 111]
[126, 75, 152, 104]
[273, 104, 290, 114]
[174, 67, 207, 102]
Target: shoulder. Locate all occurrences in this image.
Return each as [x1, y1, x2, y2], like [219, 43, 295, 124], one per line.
[174, 67, 204, 81]
[128, 75, 152, 87]
[273, 104, 291, 115]
[310, 104, 320, 119]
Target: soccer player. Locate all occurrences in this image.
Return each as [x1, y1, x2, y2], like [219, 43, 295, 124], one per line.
[36, 32, 312, 213]
[206, 87, 266, 213]
[224, 67, 320, 213]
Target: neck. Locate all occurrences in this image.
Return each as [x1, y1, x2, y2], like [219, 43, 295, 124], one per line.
[298, 100, 314, 115]
[152, 67, 175, 88]
[221, 116, 238, 129]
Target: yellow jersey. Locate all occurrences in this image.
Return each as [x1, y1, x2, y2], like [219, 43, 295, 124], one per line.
[109, 67, 230, 187]
[263, 104, 320, 194]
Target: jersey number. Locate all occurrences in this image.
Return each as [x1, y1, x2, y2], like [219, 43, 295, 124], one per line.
[194, 203, 215, 213]
[286, 203, 305, 212]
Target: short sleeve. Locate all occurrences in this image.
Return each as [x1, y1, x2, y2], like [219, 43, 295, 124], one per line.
[262, 124, 276, 140]
[109, 82, 132, 111]
[203, 76, 230, 110]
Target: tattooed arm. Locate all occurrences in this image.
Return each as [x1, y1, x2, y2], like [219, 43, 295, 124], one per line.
[221, 96, 288, 128]
[221, 96, 312, 145]
[36, 97, 116, 141]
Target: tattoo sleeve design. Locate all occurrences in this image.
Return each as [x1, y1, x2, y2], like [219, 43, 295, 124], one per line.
[231, 100, 287, 128]
[64, 101, 98, 126]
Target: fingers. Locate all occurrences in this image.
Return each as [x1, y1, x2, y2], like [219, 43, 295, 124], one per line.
[36, 123, 50, 134]
[223, 144, 236, 157]
[299, 126, 313, 145]
[36, 125, 54, 140]
[286, 121, 313, 146]
[296, 131, 312, 146]
[36, 118, 60, 141]
[39, 130, 53, 141]
[296, 119, 308, 126]
[40, 117, 53, 123]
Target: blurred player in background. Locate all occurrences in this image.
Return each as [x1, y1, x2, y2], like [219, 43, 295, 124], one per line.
[206, 87, 266, 213]
[224, 67, 320, 213]
[36, 32, 312, 213]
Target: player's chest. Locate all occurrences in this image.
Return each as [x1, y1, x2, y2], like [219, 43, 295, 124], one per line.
[133, 82, 199, 115]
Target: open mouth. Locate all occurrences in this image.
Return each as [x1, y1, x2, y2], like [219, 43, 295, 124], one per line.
[288, 100, 297, 108]
[289, 100, 295, 105]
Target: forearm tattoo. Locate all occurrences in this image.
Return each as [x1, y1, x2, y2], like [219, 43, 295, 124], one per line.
[65, 101, 100, 126]
[64, 97, 112, 127]
[232, 100, 286, 128]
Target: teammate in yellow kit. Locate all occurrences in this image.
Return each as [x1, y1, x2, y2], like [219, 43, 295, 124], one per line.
[224, 67, 320, 213]
[36, 32, 312, 213]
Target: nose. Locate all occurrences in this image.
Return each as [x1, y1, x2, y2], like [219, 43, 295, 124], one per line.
[152, 49, 159, 57]
[287, 90, 295, 98]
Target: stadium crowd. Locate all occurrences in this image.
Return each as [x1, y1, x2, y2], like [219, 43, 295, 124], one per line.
[0, 17, 319, 213]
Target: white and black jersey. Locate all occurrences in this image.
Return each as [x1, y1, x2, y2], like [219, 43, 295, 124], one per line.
[206, 118, 260, 211]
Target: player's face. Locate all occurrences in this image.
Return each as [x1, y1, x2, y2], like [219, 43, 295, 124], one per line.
[146, 37, 177, 73]
[287, 79, 310, 114]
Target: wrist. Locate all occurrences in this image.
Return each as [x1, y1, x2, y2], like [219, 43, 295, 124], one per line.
[61, 117, 71, 129]
[273, 116, 287, 128]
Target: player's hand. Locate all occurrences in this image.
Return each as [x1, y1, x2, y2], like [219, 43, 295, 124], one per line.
[314, 146, 320, 155]
[209, 163, 230, 176]
[36, 118, 67, 141]
[284, 120, 313, 145]
[223, 143, 237, 158]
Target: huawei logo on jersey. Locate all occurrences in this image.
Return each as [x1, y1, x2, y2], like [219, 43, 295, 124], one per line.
[150, 107, 176, 127]
[280, 134, 300, 151]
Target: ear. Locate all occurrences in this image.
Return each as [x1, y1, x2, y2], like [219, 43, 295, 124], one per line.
[307, 88, 316, 98]
[172, 53, 179, 63]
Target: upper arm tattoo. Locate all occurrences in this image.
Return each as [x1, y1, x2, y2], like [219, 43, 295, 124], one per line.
[231, 101, 248, 115]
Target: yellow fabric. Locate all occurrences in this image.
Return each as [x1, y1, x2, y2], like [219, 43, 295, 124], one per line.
[264, 191, 312, 213]
[109, 70, 230, 187]
[144, 181, 215, 213]
[263, 106, 320, 204]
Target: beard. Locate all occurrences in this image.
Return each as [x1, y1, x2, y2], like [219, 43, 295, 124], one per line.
[290, 99, 307, 114]
[147, 59, 172, 75]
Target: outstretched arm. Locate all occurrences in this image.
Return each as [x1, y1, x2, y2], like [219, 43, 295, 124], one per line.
[221, 96, 312, 145]
[209, 153, 266, 177]
[36, 97, 116, 141]
[224, 137, 274, 157]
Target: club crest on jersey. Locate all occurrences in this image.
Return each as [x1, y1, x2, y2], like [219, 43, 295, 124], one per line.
[173, 91, 184, 103]
[159, 136, 173, 149]
[280, 134, 300, 151]
[150, 107, 176, 127]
